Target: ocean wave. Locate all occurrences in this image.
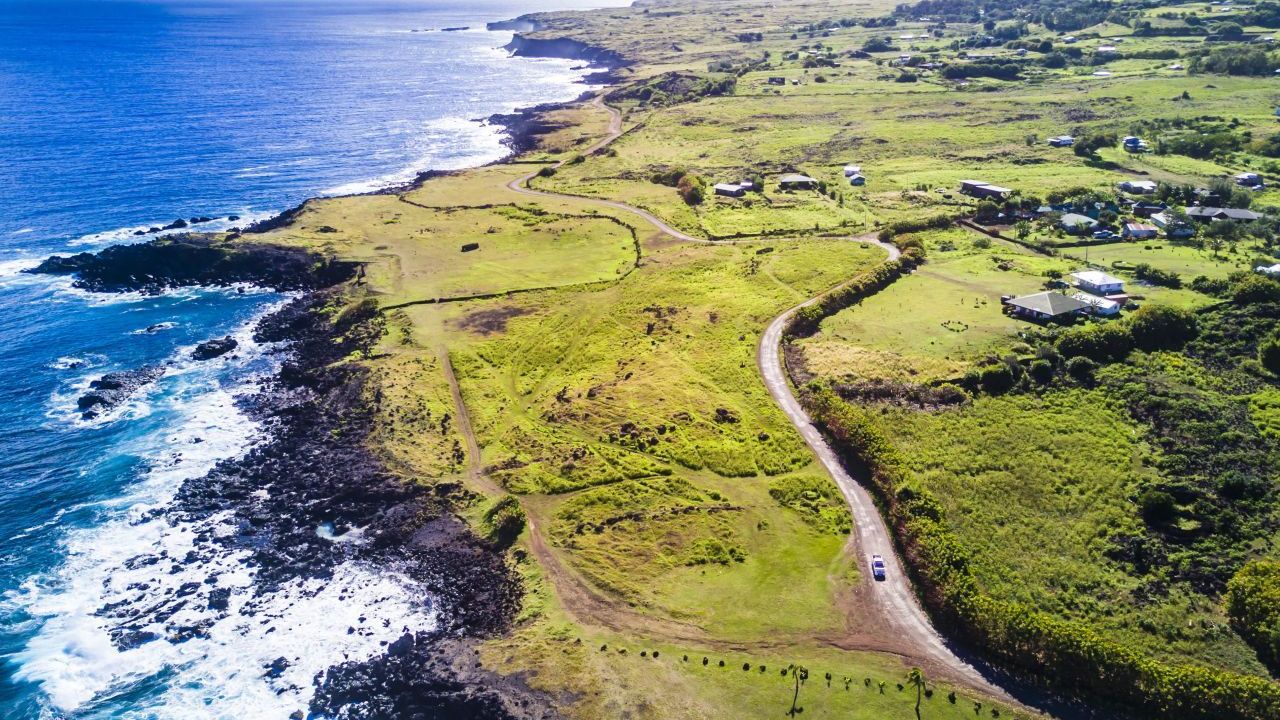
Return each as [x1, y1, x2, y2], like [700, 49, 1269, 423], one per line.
[68, 212, 276, 248]
[10, 306, 438, 716]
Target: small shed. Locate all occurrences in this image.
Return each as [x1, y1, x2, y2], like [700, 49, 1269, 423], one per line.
[714, 183, 746, 198]
[843, 165, 862, 177]
[848, 174, 866, 186]
[779, 174, 819, 190]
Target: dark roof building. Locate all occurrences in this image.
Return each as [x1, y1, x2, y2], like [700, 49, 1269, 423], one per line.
[1004, 291, 1091, 320]
[1186, 206, 1261, 222]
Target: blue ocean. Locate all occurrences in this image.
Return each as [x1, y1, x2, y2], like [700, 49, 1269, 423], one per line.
[0, 1, 615, 716]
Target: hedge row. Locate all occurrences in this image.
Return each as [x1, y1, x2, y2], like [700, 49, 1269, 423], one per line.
[786, 247, 924, 338]
[803, 387, 1280, 720]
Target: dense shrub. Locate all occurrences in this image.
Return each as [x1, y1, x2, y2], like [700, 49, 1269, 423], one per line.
[1133, 262, 1182, 288]
[677, 174, 706, 205]
[1127, 304, 1197, 351]
[1074, 132, 1117, 158]
[1227, 560, 1280, 670]
[1028, 359, 1054, 384]
[483, 496, 527, 550]
[978, 364, 1016, 394]
[1260, 332, 1280, 374]
[1189, 47, 1275, 76]
[1064, 356, 1096, 383]
[1056, 322, 1134, 363]
[1232, 274, 1280, 304]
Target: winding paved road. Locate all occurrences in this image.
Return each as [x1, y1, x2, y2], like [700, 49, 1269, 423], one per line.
[756, 246, 1011, 699]
[489, 93, 1024, 705]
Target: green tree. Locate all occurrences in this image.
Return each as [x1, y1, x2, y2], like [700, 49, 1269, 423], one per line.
[1227, 559, 1280, 670]
[1232, 274, 1280, 304]
[908, 667, 926, 720]
[1260, 332, 1280, 374]
[786, 665, 810, 717]
[1128, 304, 1198, 351]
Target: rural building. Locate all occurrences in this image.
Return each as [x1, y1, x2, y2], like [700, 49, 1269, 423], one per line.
[1132, 201, 1166, 217]
[1235, 172, 1262, 186]
[1151, 212, 1196, 239]
[1257, 263, 1280, 276]
[1193, 188, 1225, 205]
[1073, 292, 1121, 316]
[1117, 180, 1158, 195]
[843, 165, 861, 177]
[767, 76, 786, 85]
[848, 174, 866, 186]
[1186, 206, 1261, 223]
[1122, 136, 1149, 152]
[714, 183, 746, 198]
[960, 180, 1012, 200]
[1003, 291, 1091, 321]
[1059, 213, 1099, 233]
[1071, 270, 1125, 296]
[1122, 223, 1158, 239]
[779, 174, 818, 190]
[1047, 135, 1075, 147]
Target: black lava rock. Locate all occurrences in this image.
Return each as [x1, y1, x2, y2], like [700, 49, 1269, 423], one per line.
[191, 336, 238, 360]
[77, 365, 165, 419]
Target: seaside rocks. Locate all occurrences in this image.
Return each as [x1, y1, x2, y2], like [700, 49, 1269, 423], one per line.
[27, 235, 360, 294]
[77, 365, 165, 419]
[311, 635, 543, 720]
[191, 336, 238, 360]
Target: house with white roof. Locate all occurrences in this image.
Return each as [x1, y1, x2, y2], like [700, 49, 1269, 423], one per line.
[1071, 270, 1125, 296]
[1072, 292, 1121, 316]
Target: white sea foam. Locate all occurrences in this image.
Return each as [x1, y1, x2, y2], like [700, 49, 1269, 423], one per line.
[9, 304, 438, 717]
[68, 211, 275, 248]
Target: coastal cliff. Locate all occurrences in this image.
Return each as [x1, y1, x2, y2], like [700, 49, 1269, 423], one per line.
[503, 34, 627, 68]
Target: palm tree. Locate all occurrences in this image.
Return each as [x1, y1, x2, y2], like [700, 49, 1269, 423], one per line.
[908, 668, 926, 719]
[786, 664, 809, 717]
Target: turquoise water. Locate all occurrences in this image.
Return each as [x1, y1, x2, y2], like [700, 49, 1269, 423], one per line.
[0, 1, 615, 716]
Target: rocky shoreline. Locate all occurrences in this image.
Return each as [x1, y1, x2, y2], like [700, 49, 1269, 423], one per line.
[27, 234, 360, 295]
[42, 239, 557, 718]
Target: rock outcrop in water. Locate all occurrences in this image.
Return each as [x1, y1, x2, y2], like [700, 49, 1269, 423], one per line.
[191, 336, 237, 360]
[28, 235, 359, 295]
[77, 365, 165, 419]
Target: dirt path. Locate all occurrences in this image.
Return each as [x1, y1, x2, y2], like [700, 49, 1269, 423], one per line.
[434, 92, 1034, 709]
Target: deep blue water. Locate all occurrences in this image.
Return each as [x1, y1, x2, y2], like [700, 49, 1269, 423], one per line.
[0, 1, 618, 716]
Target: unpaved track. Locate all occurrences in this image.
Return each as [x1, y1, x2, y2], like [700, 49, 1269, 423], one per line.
[756, 245, 1014, 701]
[440, 92, 1032, 708]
